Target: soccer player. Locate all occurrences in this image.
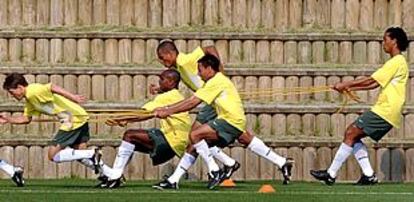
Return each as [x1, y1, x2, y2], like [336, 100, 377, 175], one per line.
[0, 73, 104, 183]
[153, 42, 293, 189]
[310, 27, 409, 185]
[102, 69, 192, 189]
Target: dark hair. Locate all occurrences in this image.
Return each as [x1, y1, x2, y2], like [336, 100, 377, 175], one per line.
[386, 27, 409, 51]
[157, 40, 178, 54]
[3, 73, 28, 90]
[162, 69, 181, 89]
[197, 54, 220, 72]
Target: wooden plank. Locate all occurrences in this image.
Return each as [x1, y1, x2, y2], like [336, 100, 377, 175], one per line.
[22, 0, 36, 26]
[272, 114, 286, 137]
[353, 41, 367, 64]
[77, 39, 91, 63]
[22, 39, 35, 63]
[78, 0, 92, 25]
[289, 0, 302, 29]
[8, 0, 22, 26]
[245, 146, 260, 180]
[148, 0, 162, 27]
[92, 75, 105, 101]
[376, 148, 391, 182]
[106, 0, 120, 25]
[232, 0, 246, 28]
[218, 0, 231, 27]
[287, 114, 301, 136]
[36, 39, 49, 63]
[8, 39, 22, 63]
[176, 0, 190, 26]
[105, 39, 118, 64]
[120, 0, 133, 26]
[50, 39, 63, 64]
[132, 39, 146, 64]
[14, 146, 29, 179]
[91, 39, 104, 63]
[78, 75, 91, 99]
[242, 40, 255, 63]
[63, 39, 77, 63]
[374, 0, 387, 30]
[298, 41, 311, 64]
[230, 147, 245, 180]
[0, 0, 7, 27]
[390, 148, 405, 182]
[119, 39, 132, 64]
[204, 0, 218, 26]
[331, 0, 344, 29]
[93, 0, 106, 24]
[302, 114, 315, 137]
[261, 0, 274, 29]
[64, 0, 78, 26]
[29, 146, 44, 179]
[256, 40, 270, 63]
[405, 148, 414, 182]
[345, 0, 359, 30]
[258, 114, 272, 136]
[51, 0, 64, 26]
[284, 41, 297, 64]
[134, 0, 148, 27]
[311, 41, 325, 64]
[229, 40, 242, 63]
[105, 75, 119, 101]
[330, 113, 345, 137]
[119, 75, 133, 102]
[288, 147, 303, 181]
[303, 147, 317, 181]
[246, 0, 260, 28]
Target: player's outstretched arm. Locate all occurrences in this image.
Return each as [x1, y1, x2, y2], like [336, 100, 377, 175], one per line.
[154, 95, 202, 118]
[0, 113, 31, 124]
[51, 84, 86, 104]
[333, 76, 379, 92]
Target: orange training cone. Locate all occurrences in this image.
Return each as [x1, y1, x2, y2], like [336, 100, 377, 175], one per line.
[258, 184, 276, 193]
[220, 179, 236, 187]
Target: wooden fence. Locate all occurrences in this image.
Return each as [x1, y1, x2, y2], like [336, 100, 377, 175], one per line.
[0, 0, 414, 31]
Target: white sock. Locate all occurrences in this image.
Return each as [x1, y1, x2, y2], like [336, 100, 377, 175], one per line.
[194, 140, 219, 172]
[52, 148, 94, 162]
[0, 160, 15, 177]
[78, 158, 95, 170]
[248, 137, 286, 168]
[110, 141, 135, 179]
[168, 153, 196, 184]
[327, 143, 353, 178]
[113, 141, 135, 170]
[78, 158, 113, 177]
[353, 141, 374, 177]
[210, 146, 235, 167]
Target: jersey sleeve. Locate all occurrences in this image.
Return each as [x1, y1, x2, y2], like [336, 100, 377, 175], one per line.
[194, 79, 222, 105]
[371, 60, 399, 87]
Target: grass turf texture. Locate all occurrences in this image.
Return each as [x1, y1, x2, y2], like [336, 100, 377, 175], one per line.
[0, 179, 413, 202]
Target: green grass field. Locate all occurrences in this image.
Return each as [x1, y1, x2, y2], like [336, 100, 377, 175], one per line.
[0, 179, 413, 202]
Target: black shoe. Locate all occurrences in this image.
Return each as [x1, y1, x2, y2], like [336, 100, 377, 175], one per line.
[310, 170, 335, 185]
[106, 178, 122, 189]
[152, 179, 178, 190]
[91, 148, 102, 174]
[95, 175, 108, 188]
[281, 158, 294, 185]
[207, 170, 223, 190]
[11, 167, 24, 187]
[355, 174, 378, 185]
[222, 161, 240, 181]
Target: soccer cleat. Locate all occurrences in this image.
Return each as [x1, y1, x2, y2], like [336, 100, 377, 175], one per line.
[222, 161, 240, 181]
[310, 170, 335, 185]
[355, 173, 378, 185]
[280, 158, 294, 185]
[207, 170, 223, 190]
[152, 179, 179, 190]
[11, 167, 24, 187]
[91, 148, 102, 174]
[95, 175, 109, 188]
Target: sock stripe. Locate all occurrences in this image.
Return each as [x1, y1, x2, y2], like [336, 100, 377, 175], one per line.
[265, 149, 271, 156]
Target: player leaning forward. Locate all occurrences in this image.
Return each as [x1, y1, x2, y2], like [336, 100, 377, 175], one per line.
[311, 27, 409, 185]
[153, 41, 293, 189]
[0, 73, 105, 183]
